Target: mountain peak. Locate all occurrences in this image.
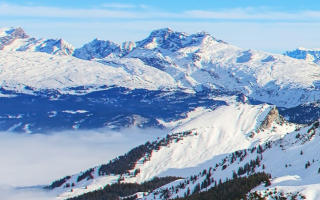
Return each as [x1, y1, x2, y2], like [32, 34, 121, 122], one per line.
[35, 38, 75, 55]
[0, 27, 74, 55]
[147, 28, 188, 39]
[10, 27, 29, 39]
[148, 28, 185, 37]
[0, 27, 29, 50]
[91, 38, 119, 46]
[72, 28, 224, 60]
[136, 28, 216, 51]
[73, 38, 121, 60]
[0, 27, 29, 39]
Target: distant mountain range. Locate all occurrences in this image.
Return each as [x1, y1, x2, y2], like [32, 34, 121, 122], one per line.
[1, 27, 320, 132]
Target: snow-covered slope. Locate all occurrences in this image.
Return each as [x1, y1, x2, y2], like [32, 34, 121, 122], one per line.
[141, 119, 320, 200]
[0, 51, 177, 93]
[49, 100, 298, 199]
[0, 27, 74, 55]
[55, 103, 320, 200]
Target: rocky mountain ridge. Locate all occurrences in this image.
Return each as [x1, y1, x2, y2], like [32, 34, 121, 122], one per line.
[0, 27, 74, 55]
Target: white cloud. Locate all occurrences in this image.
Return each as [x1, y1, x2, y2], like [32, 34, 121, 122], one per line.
[0, 3, 176, 19]
[1, 3, 320, 53]
[2, 2, 320, 21]
[0, 3, 140, 19]
[0, 128, 167, 187]
[0, 128, 166, 199]
[0, 186, 56, 200]
[183, 9, 320, 21]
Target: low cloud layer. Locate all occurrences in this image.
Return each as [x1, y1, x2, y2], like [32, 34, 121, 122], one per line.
[0, 128, 167, 199]
[0, 128, 167, 187]
[0, 186, 57, 200]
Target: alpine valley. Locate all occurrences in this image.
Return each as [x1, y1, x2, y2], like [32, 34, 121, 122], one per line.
[2, 27, 320, 199]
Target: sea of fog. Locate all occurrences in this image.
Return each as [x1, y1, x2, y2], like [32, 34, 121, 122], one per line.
[0, 128, 168, 200]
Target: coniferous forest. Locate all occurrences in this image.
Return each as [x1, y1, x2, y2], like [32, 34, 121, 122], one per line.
[68, 173, 271, 200]
[68, 176, 180, 200]
[175, 172, 271, 200]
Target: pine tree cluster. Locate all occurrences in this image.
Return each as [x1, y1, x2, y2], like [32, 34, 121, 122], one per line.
[175, 172, 271, 200]
[98, 131, 194, 176]
[67, 176, 180, 200]
[46, 130, 194, 190]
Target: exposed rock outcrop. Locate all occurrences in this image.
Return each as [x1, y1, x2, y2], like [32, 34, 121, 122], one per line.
[260, 107, 284, 130]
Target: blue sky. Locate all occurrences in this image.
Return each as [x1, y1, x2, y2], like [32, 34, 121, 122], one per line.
[4, 0, 320, 11]
[1, 0, 320, 52]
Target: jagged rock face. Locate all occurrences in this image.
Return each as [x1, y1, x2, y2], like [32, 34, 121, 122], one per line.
[0, 27, 29, 50]
[6, 27, 28, 39]
[73, 39, 122, 60]
[260, 107, 283, 130]
[136, 28, 189, 51]
[135, 28, 219, 52]
[72, 28, 224, 61]
[35, 39, 74, 55]
[0, 27, 74, 55]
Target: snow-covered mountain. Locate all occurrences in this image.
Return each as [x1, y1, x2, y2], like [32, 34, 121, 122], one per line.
[73, 39, 123, 60]
[142, 115, 320, 200]
[0, 51, 178, 93]
[48, 100, 280, 194]
[49, 99, 320, 199]
[73, 28, 320, 110]
[2, 28, 320, 108]
[0, 27, 74, 55]
[2, 28, 320, 132]
[3, 27, 320, 199]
